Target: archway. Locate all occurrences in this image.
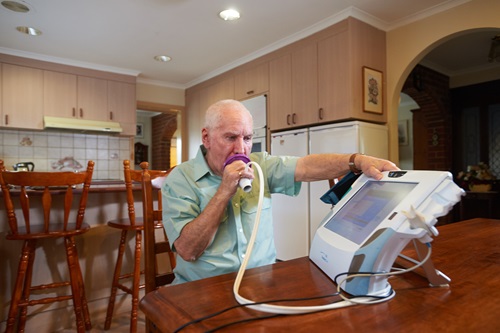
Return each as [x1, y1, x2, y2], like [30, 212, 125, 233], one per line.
[386, 0, 500, 165]
[399, 65, 452, 171]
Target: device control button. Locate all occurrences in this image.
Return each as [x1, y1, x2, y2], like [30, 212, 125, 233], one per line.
[389, 171, 407, 178]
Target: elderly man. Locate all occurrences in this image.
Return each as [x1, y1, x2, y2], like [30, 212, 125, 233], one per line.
[162, 99, 398, 284]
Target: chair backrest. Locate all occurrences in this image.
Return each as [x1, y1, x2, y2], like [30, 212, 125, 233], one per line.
[139, 161, 176, 294]
[0, 160, 94, 235]
[122, 159, 144, 225]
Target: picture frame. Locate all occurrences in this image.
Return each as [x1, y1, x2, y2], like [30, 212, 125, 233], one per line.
[398, 120, 409, 146]
[136, 123, 144, 138]
[363, 67, 383, 114]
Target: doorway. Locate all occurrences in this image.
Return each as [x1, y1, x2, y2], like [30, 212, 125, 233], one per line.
[135, 101, 183, 170]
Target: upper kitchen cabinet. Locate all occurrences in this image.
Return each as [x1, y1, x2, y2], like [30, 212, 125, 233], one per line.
[186, 17, 386, 135]
[290, 42, 319, 127]
[269, 43, 319, 130]
[1, 64, 44, 129]
[44, 71, 108, 121]
[317, 30, 350, 123]
[234, 62, 269, 100]
[268, 18, 386, 131]
[76, 76, 108, 121]
[319, 18, 386, 123]
[107, 80, 136, 136]
[43, 71, 77, 118]
[186, 77, 234, 158]
[268, 54, 293, 130]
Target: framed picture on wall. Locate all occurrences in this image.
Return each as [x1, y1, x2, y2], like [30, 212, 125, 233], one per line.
[136, 123, 144, 138]
[363, 67, 383, 114]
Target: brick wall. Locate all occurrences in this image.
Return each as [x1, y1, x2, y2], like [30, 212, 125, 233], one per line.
[151, 113, 177, 170]
[402, 65, 452, 172]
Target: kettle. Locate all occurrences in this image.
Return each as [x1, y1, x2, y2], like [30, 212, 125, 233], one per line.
[13, 162, 35, 172]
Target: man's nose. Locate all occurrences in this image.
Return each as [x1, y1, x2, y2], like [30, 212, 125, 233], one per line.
[234, 137, 246, 154]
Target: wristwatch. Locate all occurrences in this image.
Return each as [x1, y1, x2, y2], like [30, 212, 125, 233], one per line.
[349, 153, 363, 174]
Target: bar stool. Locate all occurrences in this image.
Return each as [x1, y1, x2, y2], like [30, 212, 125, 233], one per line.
[0, 160, 94, 333]
[104, 160, 175, 332]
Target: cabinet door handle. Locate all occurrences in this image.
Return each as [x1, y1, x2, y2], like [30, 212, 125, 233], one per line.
[319, 108, 324, 120]
[287, 114, 291, 125]
[292, 113, 297, 124]
[80, 108, 83, 118]
[110, 111, 113, 120]
[72, 108, 76, 117]
[246, 90, 254, 95]
[5, 114, 8, 125]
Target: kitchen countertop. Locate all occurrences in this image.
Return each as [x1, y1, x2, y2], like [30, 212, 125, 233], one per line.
[0, 180, 141, 196]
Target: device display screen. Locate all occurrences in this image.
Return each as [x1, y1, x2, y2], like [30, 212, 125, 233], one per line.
[324, 181, 417, 244]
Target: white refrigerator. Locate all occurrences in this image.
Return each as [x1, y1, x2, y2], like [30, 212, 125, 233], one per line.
[241, 94, 267, 153]
[270, 128, 310, 261]
[271, 121, 388, 260]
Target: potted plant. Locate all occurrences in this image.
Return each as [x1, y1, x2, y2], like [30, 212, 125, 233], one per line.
[456, 162, 497, 192]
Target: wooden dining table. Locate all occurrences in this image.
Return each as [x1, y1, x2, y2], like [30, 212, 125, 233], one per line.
[139, 218, 500, 332]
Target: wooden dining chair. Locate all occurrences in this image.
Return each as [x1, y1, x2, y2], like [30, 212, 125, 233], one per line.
[139, 161, 176, 332]
[104, 160, 175, 332]
[0, 160, 94, 333]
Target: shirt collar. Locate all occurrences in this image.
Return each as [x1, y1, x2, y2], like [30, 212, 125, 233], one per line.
[193, 145, 215, 182]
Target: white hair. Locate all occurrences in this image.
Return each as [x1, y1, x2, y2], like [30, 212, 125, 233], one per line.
[204, 99, 253, 130]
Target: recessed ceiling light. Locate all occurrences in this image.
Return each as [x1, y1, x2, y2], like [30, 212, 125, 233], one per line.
[219, 9, 240, 21]
[154, 55, 171, 62]
[16, 26, 41, 36]
[1, 0, 30, 13]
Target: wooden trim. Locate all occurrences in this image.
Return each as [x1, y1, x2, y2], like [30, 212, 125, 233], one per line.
[136, 101, 183, 114]
[0, 53, 137, 83]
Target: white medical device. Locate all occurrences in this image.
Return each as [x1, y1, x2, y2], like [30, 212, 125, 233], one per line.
[309, 170, 465, 297]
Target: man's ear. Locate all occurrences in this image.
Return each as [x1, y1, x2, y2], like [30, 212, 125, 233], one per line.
[201, 128, 209, 148]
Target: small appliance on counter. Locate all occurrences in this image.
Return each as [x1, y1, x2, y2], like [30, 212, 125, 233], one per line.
[13, 162, 35, 172]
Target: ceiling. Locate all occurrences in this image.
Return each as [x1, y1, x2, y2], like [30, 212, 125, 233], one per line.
[0, 0, 498, 88]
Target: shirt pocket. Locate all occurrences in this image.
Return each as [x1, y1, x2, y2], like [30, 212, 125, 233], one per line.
[241, 194, 272, 215]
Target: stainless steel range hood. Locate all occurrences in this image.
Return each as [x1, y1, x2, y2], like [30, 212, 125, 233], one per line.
[44, 116, 123, 133]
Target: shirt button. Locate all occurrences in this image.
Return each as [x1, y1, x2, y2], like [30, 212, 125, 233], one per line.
[234, 203, 239, 207]
[241, 253, 246, 258]
[239, 228, 243, 233]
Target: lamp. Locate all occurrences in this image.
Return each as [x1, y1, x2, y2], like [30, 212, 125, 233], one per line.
[488, 35, 500, 63]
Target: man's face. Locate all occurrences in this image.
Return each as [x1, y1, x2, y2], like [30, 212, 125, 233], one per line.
[202, 110, 253, 176]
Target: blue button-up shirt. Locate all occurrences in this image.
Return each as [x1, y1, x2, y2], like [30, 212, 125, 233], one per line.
[162, 146, 300, 284]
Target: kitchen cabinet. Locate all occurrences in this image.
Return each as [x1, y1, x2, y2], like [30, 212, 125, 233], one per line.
[186, 17, 386, 142]
[108, 80, 136, 136]
[234, 62, 269, 100]
[268, 54, 292, 130]
[268, 18, 386, 131]
[1, 64, 44, 129]
[44, 71, 137, 135]
[269, 43, 318, 130]
[43, 71, 77, 118]
[77, 76, 109, 120]
[1, 54, 137, 135]
[290, 42, 319, 126]
[186, 77, 234, 158]
[44, 71, 108, 121]
[317, 30, 350, 122]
